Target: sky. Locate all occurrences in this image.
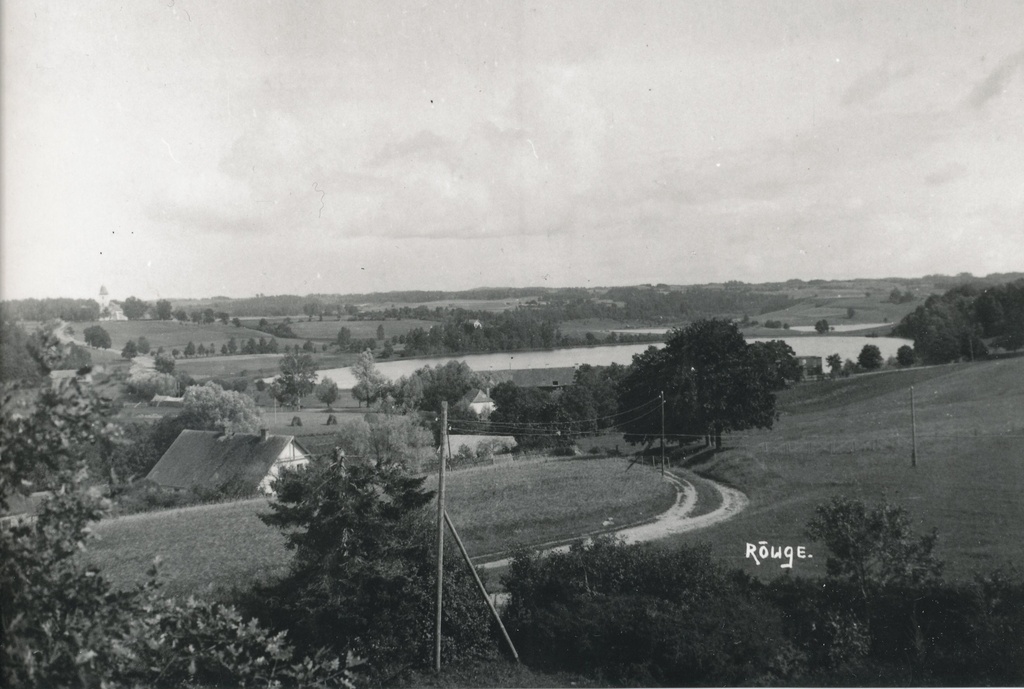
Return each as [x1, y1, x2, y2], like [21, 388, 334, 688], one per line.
[2, 0, 1022, 301]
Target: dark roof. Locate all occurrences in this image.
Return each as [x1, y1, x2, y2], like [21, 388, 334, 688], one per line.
[488, 367, 578, 389]
[459, 388, 494, 406]
[146, 430, 306, 493]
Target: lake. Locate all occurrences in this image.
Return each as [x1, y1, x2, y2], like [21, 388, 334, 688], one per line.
[314, 335, 912, 388]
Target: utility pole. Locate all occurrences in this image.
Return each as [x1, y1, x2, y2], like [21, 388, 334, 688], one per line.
[910, 386, 917, 468]
[435, 401, 448, 672]
[660, 391, 666, 477]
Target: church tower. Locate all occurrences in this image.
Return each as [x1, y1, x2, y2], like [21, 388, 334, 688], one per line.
[99, 285, 109, 310]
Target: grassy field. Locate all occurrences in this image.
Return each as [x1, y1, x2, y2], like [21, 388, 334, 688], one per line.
[87, 457, 675, 599]
[752, 292, 919, 330]
[249, 317, 437, 341]
[75, 320, 307, 353]
[664, 357, 1024, 582]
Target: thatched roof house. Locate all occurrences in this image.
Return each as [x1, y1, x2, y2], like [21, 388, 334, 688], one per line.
[146, 429, 310, 495]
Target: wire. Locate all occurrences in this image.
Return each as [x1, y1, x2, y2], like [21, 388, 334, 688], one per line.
[448, 404, 663, 438]
[451, 396, 662, 431]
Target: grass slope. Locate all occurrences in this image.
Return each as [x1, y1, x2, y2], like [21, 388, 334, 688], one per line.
[667, 357, 1024, 581]
[88, 457, 674, 599]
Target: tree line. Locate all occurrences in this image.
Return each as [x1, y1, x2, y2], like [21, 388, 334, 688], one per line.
[894, 278, 1024, 364]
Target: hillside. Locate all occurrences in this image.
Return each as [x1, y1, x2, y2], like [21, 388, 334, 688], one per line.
[667, 356, 1024, 580]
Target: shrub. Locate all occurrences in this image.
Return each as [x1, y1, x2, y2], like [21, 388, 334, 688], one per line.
[501, 537, 797, 686]
[126, 370, 179, 399]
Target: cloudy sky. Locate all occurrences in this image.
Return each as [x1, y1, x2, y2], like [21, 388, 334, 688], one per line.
[3, 1, 1022, 300]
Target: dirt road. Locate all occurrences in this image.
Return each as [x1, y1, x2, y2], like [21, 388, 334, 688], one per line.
[478, 471, 748, 570]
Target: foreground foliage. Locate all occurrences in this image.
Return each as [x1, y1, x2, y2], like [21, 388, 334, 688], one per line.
[1, 356, 356, 687]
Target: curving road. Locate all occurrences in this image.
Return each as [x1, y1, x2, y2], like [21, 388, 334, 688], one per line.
[478, 470, 748, 570]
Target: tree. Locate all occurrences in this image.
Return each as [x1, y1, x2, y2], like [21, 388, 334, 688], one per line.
[197, 343, 207, 357]
[857, 344, 883, 370]
[303, 339, 315, 352]
[376, 324, 385, 340]
[847, 307, 856, 319]
[255, 458, 491, 676]
[216, 311, 230, 324]
[82, 324, 111, 349]
[136, 336, 151, 355]
[617, 319, 781, 449]
[173, 308, 189, 322]
[232, 317, 242, 328]
[336, 327, 352, 350]
[815, 319, 830, 334]
[121, 339, 139, 359]
[303, 302, 323, 322]
[155, 299, 173, 320]
[315, 377, 340, 410]
[121, 296, 150, 320]
[806, 496, 942, 604]
[748, 339, 802, 387]
[154, 352, 176, 374]
[181, 382, 262, 433]
[896, 344, 915, 367]
[351, 349, 389, 408]
[184, 340, 196, 357]
[826, 353, 843, 377]
[227, 337, 238, 354]
[202, 308, 216, 325]
[273, 353, 318, 408]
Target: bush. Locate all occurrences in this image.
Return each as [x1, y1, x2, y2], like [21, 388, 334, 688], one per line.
[501, 537, 797, 686]
[126, 370, 179, 399]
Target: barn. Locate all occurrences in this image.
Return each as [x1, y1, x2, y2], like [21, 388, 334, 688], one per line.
[146, 429, 310, 495]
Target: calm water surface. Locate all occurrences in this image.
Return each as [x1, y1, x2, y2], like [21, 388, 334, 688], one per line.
[316, 336, 911, 388]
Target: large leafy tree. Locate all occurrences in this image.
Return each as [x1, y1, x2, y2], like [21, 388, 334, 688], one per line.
[351, 349, 389, 408]
[315, 377, 340, 410]
[274, 353, 318, 408]
[155, 299, 173, 320]
[83, 324, 111, 349]
[181, 381, 263, 433]
[120, 296, 150, 320]
[617, 319, 785, 449]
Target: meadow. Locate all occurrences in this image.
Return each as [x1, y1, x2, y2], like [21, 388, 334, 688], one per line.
[75, 319, 307, 353]
[87, 456, 675, 598]
[663, 357, 1024, 581]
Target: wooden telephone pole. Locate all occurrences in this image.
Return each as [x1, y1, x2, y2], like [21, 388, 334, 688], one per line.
[910, 386, 918, 468]
[660, 391, 666, 477]
[435, 401, 447, 672]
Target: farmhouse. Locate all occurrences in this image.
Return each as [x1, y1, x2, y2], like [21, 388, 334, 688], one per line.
[146, 429, 309, 495]
[795, 355, 824, 378]
[459, 388, 496, 416]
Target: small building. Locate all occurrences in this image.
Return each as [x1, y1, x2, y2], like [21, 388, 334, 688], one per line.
[459, 388, 496, 417]
[795, 355, 823, 378]
[146, 429, 310, 495]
